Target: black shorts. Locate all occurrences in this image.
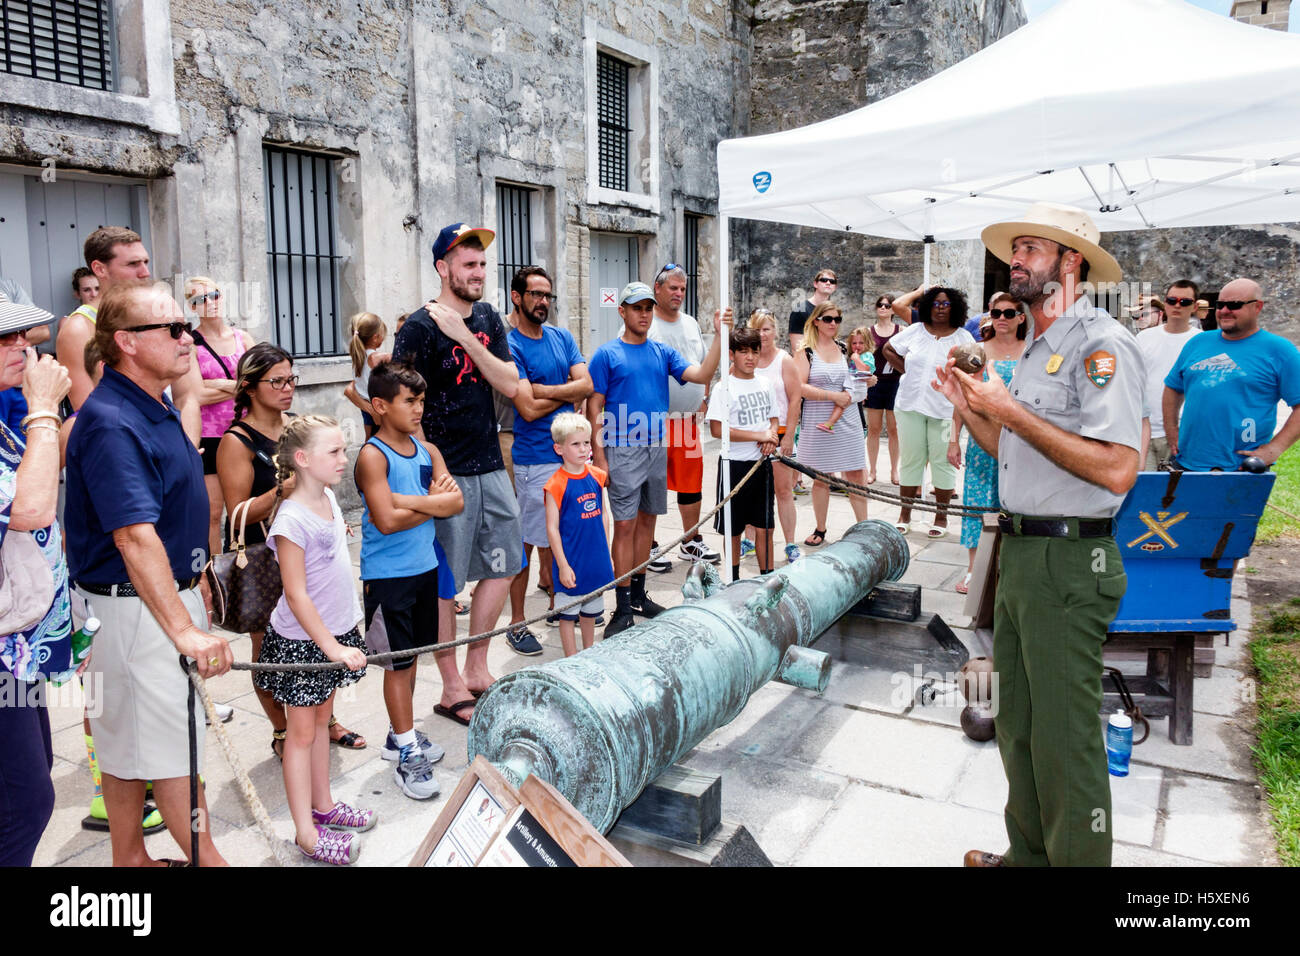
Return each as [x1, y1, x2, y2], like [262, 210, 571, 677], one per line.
[865, 375, 900, 410]
[713, 457, 774, 534]
[200, 436, 222, 475]
[363, 567, 439, 672]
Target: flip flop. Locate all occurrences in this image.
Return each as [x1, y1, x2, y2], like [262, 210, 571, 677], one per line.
[894, 523, 910, 534]
[434, 699, 476, 726]
[955, 572, 971, 595]
[804, 529, 827, 547]
[927, 524, 948, 538]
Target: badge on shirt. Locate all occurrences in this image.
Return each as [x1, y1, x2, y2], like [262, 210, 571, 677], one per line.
[1045, 354, 1063, 374]
[1085, 350, 1117, 388]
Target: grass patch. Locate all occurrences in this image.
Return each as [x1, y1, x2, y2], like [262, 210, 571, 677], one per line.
[1251, 597, 1300, 865]
[1255, 444, 1300, 543]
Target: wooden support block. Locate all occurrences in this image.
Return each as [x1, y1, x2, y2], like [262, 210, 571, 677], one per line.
[616, 765, 721, 846]
[849, 581, 921, 622]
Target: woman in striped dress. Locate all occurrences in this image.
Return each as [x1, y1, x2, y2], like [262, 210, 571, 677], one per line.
[792, 303, 872, 546]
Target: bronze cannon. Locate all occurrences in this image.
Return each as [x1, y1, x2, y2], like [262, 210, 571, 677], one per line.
[467, 519, 909, 831]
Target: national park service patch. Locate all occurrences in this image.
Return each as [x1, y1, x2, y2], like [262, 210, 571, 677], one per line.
[1085, 350, 1116, 388]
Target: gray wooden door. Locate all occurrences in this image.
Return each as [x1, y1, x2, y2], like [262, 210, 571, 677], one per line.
[588, 232, 637, 355]
[0, 171, 150, 348]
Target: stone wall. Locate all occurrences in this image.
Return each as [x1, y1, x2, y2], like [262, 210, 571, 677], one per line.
[734, 0, 1026, 333]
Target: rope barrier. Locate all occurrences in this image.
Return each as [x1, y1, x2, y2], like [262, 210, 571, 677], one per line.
[230, 456, 766, 671]
[777, 454, 999, 518]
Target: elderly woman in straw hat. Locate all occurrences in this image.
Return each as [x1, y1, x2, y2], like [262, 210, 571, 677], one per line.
[936, 202, 1141, 870]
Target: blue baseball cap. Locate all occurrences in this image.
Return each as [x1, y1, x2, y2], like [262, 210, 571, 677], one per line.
[619, 281, 655, 305]
[431, 222, 495, 262]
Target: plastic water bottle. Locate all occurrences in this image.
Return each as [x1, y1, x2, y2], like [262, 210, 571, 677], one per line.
[1106, 710, 1133, 777]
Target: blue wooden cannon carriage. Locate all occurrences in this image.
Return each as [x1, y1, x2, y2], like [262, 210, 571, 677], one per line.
[1105, 470, 1274, 744]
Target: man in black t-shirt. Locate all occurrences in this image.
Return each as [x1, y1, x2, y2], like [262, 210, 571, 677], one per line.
[788, 267, 837, 353]
[392, 223, 526, 723]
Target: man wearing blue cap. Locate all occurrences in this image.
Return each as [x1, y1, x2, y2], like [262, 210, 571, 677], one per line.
[587, 282, 729, 637]
[393, 223, 522, 725]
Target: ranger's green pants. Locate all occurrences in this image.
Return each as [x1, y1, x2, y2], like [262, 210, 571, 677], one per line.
[993, 531, 1127, 866]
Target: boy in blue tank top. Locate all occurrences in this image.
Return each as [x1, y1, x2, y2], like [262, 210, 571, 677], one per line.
[544, 413, 615, 656]
[355, 362, 464, 799]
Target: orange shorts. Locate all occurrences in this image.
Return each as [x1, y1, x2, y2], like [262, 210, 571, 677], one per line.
[666, 416, 704, 493]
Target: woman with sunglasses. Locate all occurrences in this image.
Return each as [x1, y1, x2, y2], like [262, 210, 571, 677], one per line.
[793, 302, 870, 545]
[865, 295, 903, 485]
[186, 277, 251, 560]
[216, 344, 365, 757]
[882, 286, 974, 536]
[948, 294, 1026, 592]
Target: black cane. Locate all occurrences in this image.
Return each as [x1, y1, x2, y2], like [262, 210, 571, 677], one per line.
[182, 656, 200, 867]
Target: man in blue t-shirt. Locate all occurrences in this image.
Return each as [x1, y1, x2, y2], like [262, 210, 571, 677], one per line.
[587, 282, 727, 637]
[1164, 277, 1300, 472]
[504, 265, 593, 650]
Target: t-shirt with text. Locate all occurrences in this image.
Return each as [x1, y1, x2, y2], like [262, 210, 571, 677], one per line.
[705, 373, 778, 461]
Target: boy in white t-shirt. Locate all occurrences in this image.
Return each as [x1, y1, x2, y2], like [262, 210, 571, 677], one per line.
[1136, 280, 1201, 469]
[706, 327, 779, 582]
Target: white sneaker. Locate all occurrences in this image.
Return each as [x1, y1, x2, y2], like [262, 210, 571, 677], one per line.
[679, 539, 722, 565]
[205, 702, 234, 726]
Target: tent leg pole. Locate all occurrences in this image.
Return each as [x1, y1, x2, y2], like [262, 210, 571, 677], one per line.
[923, 240, 931, 287]
[718, 215, 732, 573]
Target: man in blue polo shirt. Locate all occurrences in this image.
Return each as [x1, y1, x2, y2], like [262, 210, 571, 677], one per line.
[504, 265, 593, 651]
[1164, 277, 1300, 472]
[588, 282, 727, 637]
[65, 280, 232, 867]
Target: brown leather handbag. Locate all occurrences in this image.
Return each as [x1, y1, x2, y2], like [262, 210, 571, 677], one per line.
[205, 499, 281, 634]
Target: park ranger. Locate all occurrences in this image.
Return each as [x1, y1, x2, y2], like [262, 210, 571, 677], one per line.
[936, 203, 1142, 867]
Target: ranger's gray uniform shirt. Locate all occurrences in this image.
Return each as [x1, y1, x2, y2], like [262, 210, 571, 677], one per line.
[997, 295, 1143, 518]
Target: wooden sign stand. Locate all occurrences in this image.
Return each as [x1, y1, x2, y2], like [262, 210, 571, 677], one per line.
[409, 755, 630, 868]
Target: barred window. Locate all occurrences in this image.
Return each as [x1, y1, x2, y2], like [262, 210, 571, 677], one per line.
[496, 183, 533, 313]
[0, 0, 113, 91]
[596, 52, 630, 192]
[264, 146, 344, 358]
[684, 213, 701, 318]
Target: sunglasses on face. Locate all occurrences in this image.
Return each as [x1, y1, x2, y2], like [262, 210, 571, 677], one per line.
[262, 374, 300, 390]
[988, 308, 1021, 319]
[816, 276, 837, 285]
[1217, 299, 1259, 311]
[1164, 296, 1194, 307]
[0, 326, 38, 347]
[876, 302, 892, 309]
[189, 290, 222, 306]
[127, 321, 193, 339]
[820, 315, 843, 324]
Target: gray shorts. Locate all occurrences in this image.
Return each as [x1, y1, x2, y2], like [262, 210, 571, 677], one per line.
[555, 592, 606, 621]
[515, 461, 561, 547]
[435, 469, 524, 593]
[605, 444, 668, 521]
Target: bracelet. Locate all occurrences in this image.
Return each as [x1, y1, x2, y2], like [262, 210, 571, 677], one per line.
[24, 421, 60, 436]
[20, 411, 60, 428]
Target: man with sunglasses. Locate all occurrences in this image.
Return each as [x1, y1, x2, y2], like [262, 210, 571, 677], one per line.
[57, 227, 202, 445]
[648, 263, 720, 566]
[1136, 280, 1200, 470]
[788, 269, 837, 354]
[504, 265, 593, 653]
[64, 279, 233, 867]
[1163, 278, 1300, 472]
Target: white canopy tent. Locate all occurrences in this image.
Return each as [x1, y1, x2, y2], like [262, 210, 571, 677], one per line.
[709, 0, 1300, 559]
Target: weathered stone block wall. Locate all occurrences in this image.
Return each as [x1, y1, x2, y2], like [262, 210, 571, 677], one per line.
[734, 0, 1025, 333]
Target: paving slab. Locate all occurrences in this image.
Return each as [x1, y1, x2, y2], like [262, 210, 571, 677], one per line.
[1191, 666, 1255, 718]
[1110, 763, 1163, 848]
[794, 782, 1006, 867]
[1112, 842, 1219, 867]
[1160, 775, 1275, 865]
[1131, 711, 1258, 782]
[691, 681, 825, 759]
[911, 540, 970, 566]
[787, 707, 977, 799]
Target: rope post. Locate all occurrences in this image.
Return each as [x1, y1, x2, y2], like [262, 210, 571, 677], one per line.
[718, 213, 733, 572]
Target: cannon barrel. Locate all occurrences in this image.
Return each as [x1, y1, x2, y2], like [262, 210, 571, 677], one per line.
[467, 519, 908, 831]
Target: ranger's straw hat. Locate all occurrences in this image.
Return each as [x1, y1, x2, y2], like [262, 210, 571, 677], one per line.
[981, 202, 1122, 285]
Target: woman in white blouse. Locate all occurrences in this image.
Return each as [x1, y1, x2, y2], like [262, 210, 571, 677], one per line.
[882, 287, 974, 537]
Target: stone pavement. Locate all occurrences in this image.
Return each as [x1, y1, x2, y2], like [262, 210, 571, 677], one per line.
[35, 437, 1277, 867]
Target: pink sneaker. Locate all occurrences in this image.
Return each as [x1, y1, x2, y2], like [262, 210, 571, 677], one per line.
[312, 801, 377, 832]
[299, 825, 359, 865]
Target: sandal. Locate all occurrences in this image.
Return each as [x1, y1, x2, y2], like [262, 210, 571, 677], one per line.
[328, 716, 366, 750]
[927, 524, 948, 539]
[804, 529, 827, 547]
[955, 572, 971, 595]
[454, 600, 469, 616]
[894, 523, 910, 534]
[271, 729, 286, 761]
